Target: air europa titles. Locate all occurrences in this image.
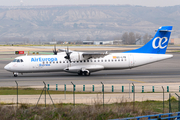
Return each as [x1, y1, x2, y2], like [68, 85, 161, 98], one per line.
[31, 57, 58, 62]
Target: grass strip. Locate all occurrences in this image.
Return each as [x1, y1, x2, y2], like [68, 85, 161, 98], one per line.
[0, 87, 104, 95]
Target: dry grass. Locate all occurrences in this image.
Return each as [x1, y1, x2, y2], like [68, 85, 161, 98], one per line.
[0, 96, 178, 120]
[0, 101, 157, 120]
[0, 95, 178, 119]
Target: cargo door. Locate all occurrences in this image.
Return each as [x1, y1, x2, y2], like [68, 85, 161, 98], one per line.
[129, 54, 134, 68]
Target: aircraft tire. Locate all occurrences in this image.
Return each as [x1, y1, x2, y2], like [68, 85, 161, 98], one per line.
[13, 72, 18, 77]
[14, 74, 18, 77]
[84, 71, 90, 76]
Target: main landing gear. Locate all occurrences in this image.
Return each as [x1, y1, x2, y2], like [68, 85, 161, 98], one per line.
[78, 70, 91, 76]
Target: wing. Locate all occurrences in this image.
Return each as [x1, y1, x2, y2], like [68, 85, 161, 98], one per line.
[58, 49, 76, 53]
[82, 52, 109, 59]
[58, 48, 109, 61]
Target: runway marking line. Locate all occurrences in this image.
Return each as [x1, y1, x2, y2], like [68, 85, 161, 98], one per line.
[127, 79, 145, 83]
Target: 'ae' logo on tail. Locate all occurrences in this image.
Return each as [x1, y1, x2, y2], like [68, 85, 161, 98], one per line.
[152, 37, 168, 49]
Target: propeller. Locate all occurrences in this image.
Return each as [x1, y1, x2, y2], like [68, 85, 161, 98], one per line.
[64, 46, 72, 62]
[53, 44, 58, 55]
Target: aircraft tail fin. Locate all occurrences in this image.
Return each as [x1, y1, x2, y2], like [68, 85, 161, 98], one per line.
[124, 26, 173, 54]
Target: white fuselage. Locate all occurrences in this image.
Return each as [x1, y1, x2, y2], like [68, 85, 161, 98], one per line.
[4, 52, 173, 74]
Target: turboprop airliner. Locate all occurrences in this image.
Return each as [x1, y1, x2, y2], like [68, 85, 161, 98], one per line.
[4, 26, 173, 77]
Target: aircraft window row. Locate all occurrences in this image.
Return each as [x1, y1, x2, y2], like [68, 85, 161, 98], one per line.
[69, 59, 126, 63]
[12, 59, 23, 62]
[42, 59, 126, 64]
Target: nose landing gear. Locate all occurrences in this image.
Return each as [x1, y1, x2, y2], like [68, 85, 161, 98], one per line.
[13, 72, 18, 77]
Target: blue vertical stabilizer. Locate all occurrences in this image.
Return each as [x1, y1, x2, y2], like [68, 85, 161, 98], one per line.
[124, 26, 173, 54]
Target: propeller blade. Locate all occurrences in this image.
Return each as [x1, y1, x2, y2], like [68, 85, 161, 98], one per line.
[64, 46, 72, 63]
[53, 44, 57, 55]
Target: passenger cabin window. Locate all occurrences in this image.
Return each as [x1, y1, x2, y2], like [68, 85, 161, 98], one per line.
[87, 60, 89, 62]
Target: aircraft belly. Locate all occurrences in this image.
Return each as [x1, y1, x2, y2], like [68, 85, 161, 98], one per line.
[64, 65, 104, 73]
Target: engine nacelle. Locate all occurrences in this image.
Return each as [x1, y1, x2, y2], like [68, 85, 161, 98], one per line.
[70, 52, 85, 61]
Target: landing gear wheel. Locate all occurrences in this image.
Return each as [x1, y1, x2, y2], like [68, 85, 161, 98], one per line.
[84, 71, 90, 76]
[14, 74, 18, 77]
[13, 72, 18, 77]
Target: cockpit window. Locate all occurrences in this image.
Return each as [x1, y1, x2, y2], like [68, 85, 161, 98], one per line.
[12, 59, 17, 62]
[12, 59, 24, 62]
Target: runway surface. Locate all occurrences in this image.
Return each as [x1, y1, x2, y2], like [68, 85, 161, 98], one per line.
[0, 53, 180, 87]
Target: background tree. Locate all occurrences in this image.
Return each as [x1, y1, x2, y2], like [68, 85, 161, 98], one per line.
[128, 32, 136, 45]
[143, 33, 150, 44]
[143, 33, 153, 44]
[121, 32, 136, 45]
[121, 32, 129, 45]
[135, 33, 142, 44]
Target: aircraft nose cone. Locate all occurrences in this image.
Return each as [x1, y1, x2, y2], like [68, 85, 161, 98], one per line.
[4, 64, 9, 70]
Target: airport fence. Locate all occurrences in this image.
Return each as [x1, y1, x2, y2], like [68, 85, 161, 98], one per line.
[0, 81, 180, 113]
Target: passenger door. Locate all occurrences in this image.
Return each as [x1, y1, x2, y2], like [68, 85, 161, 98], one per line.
[129, 54, 134, 68]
